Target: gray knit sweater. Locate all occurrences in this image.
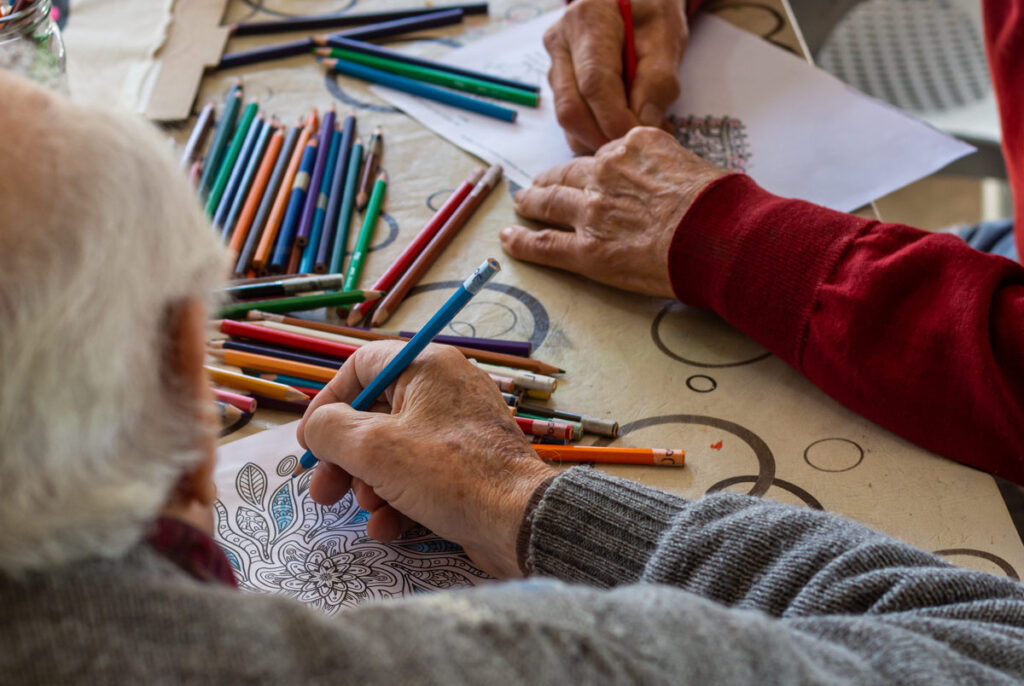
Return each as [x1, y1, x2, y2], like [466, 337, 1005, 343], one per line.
[3, 467, 1024, 684]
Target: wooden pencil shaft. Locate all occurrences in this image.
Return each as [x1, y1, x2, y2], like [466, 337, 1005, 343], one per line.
[231, 3, 488, 36]
[213, 349, 337, 383]
[214, 115, 265, 230]
[220, 274, 345, 298]
[316, 114, 357, 272]
[237, 125, 300, 274]
[180, 103, 215, 170]
[215, 401, 245, 426]
[372, 164, 502, 325]
[199, 85, 242, 198]
[230, 126, 285, 258]
[355, 129, 382, 212]
[217, 288, 378, 318]
[327, 141, 364, 274]
[219, 9, 465, 71]
[204, 365, 308, 402]
[269, 139, 319, 272]
[221, 319, 359, 359]
[295, 109, 337, 248]
[344, 173, 387, 291]
[217, 340, 345, 369]
[222, 118, 273, 241]
[206, 101, 259, 217]
[326, 47, 538, 106]
[530, 445, 685, 467]
[319, 37, 539, 94]
[300, 127, 343, 273]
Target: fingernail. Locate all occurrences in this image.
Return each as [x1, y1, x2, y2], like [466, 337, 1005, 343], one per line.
[499, 227, 513, 241]
[513, 189, 524, 203]
[639, 103, 662, 128]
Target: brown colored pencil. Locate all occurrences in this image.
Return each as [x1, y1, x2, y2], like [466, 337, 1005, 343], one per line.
[245, 310, 561, 375]
[253, 111, 318, 271]
[355, 127, 382, 212]
[228, 123, 285, 255]
[371, 164, 502, 326]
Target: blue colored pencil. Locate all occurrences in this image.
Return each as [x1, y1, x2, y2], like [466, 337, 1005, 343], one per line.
[300, 126, 342, 273]
[269, 138, 319, 273]
[315, 113, 356, 273]
[295, 257, 501, 475]
[295, 108, 336, 248]
[318, 58, 518, 123]
[222, 118, 274, 241]
[213, 114, 264, 230]
[327, 141, 364, 275]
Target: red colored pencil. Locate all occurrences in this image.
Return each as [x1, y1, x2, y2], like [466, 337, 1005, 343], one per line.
[516, 416, 574, 441]
[347, 166, 485, 326]
[219, 319, 359, 359]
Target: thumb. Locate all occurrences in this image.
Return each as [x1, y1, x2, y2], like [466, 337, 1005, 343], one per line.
[500, 225, 581, 272]
[629, 61, 681, 128]
[303, 401, 397, 481]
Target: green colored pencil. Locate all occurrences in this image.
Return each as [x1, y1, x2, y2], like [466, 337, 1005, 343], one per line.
[319, 47, 539, 107]
[343, 172, 387, 291]
[217, 289, 384, 318]
[328, 141, 364, 275]
[205, 100, 259, 217]
[200, 84, 243, 200]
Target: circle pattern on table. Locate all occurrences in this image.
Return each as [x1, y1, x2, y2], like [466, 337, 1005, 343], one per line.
[686, 375, 717, 393]
[803, 438, 865, 473]
[934, 549, 1019, 580]
[239, 0, 358, 19]
[405, 281, 550, 350]
[706, 475, 824, 510]
[651, 301, 771, 368]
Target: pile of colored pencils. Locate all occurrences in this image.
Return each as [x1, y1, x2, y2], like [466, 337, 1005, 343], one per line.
[213, 3, 539, 123]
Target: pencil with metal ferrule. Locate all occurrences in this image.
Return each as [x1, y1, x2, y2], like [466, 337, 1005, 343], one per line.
[320, 58, 518, 124]
[343, 172, 387, 291]
[231, 3, 487, 36]
[230, 124, 285, 257]
[296, 108, 336, 248]
[269, 138, 319, 273]
[200, 83, 242, 199]
[296, 258, 501, 475]
[220, 319, 360, 359]
[372, 164, 502, 326]
[217, 288, 383, 318]
[316, 113, 356, 273]
[211, 340, 345, 369]
[355, 128, 382, 213]
[321, 47, 539, 107]
[236, 124, 299, 275]
[180, 103, 215, 171]
[327, 140, 363, 275]
[300, 126, 342, 272]
[315, 36, 539, 95]
[212, 388, 257, 414]
[204, 365, 310, 402]
[222, 117, 273, 242]
[206, 100, 258, 218]
[516, 402, 618, 438]
[219, 9, 466, 71]
[531, 445, 684, 467]
[218, 273, 346, 299]
[347, 166, 484, 325]
[253, 112, 316, 272]
[208, 348, 338, 384]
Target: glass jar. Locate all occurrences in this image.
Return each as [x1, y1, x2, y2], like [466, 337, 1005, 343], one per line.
[0, 0, 66, 92]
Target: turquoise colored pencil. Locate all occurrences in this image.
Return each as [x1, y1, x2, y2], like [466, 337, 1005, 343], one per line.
[214, 115, 265, 234]
[300, 126, 342, 273]
[327, 140, 363, 274]
[315, 113, 356, 272]
[206, 100, 258, 217]
[295, 257, 501, 475]
[342, 171, 387, 291]
[200, 83, 242, 200]
[269, 138, 319, 273]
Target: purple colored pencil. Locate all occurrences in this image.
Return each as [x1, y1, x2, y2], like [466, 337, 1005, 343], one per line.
[219, 340, 345, 369]
[295, 108, 336, 248]
[230, 3, 488, 36]
[398, 332, 532, 357]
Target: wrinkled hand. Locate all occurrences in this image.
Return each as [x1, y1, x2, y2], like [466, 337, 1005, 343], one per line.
[297, 341, 556, 579]
[544, 0, 688, 153]
[501, 127, 728, 298]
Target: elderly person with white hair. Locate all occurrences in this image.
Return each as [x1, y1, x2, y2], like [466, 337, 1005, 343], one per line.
[2, 70, 1024, 685]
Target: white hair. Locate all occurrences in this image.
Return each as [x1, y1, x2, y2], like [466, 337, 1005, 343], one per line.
[0, 71, 228, 573]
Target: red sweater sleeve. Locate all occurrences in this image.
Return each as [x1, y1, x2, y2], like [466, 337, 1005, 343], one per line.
[670, 174, 1024, 484]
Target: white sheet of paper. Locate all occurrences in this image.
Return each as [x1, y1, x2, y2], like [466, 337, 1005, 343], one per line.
[213, 421, 490, 613]
[371, 11, 973, 212]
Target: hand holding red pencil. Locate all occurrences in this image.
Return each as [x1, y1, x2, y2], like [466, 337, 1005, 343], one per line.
[544, 0, 688, 153]
[297, 341, 556, 579]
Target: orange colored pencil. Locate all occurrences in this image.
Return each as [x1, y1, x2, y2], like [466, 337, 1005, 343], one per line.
[228, 124, 285, 255]
[207, 347, 337, 383]
[253, 110, 319, 271]
[204, 365, 310, 402]
[530, 445, 685, 467]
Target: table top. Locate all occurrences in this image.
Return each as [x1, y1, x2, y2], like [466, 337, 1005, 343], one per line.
[66, 0, 1024, 581]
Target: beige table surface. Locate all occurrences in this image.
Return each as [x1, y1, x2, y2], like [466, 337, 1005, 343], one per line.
[64, 0, 1024, 581]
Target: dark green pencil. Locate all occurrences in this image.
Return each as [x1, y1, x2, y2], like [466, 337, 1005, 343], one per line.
[217, 288, 384, 318]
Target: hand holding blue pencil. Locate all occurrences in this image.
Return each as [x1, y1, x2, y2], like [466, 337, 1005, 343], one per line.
[293, 257, 501, 476]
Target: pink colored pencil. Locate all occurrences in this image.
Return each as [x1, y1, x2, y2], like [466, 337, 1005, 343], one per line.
[346, 166, 485, 325]
[212, 388, 258, 413]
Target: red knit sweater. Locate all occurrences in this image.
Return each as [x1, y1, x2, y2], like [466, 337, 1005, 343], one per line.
[676, 0, 1024, 483]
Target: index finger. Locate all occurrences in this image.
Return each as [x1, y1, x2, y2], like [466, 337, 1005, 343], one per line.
[296, 340, 406, 449]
